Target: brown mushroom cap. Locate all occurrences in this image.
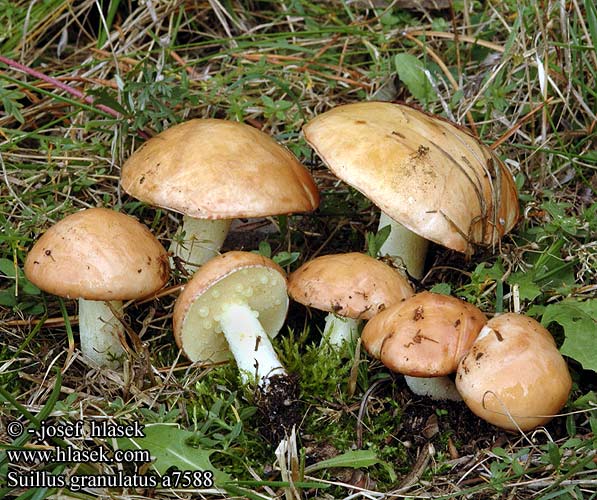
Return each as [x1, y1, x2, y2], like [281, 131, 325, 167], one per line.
[24, 208, 169, 301]
[456, 313, 572, 431]
[288, 252, 414, 320]
[361, 291, 487, 376]
[303, 102, 519, 253]
[173, 251, 288, 363]
[121, 119, 319, 219]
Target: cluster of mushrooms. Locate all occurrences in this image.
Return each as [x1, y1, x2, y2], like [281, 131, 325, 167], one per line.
[25, 102, 571, 433]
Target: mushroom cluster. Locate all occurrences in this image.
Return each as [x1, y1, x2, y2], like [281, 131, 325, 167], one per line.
[359, 291, 572, 430]
[361, 291, 487, 401]
[23, 107, 571, 436]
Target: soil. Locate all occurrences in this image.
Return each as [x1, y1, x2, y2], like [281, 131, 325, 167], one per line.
[253, 373, 303, 445]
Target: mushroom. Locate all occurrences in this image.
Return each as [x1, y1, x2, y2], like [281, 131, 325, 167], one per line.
[121, 119, 319, 272]
[361, 291, 487, 400]
[173, 251, 289, 387]
[303, 102, 519, 279]
[456, 313, 572, 431]
[288, 253, 414, 347]
[24, 208, 169, 368]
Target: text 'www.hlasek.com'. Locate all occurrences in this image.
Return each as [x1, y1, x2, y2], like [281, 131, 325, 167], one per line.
[5, 419, 214, 491]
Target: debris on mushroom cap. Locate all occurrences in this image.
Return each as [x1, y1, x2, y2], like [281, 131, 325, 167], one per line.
[24, 208, 169, 301]
[361, 291, 487, 377]
[121, 119, 320, 219]
[456, 313, 572, 431]
[173, 251, 289, 363]
[288, 252, 414, 320]
[303, 102, 519, 253]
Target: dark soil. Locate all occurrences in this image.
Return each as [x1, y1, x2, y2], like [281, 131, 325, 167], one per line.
[253, 373, 303, 445]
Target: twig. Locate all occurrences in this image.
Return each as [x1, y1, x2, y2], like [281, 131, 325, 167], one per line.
[356, 378, 387, 449]
[490, 98, 554, 150]
[391, 443, 435, 493]
[407, 29, 505, 53]
[0, 54, 119, 117]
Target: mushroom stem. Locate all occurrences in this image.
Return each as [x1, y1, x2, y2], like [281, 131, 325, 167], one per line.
[321, 313, 360, 348]
[404, 375, 462, 401]
[378, 212, 429, 280]
[170, 217, 231, 271]
[78, 299, 126, 368]
[218, 302, 286, 387]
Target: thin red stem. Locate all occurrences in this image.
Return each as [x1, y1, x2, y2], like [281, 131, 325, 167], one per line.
[0, 54, 120, 117]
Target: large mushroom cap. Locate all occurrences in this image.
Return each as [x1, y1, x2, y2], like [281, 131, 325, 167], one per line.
[456, 313, 572, 431]
[361, 291, 487, 377]
[121, 119, 320, 219]
[24, 208, 169, 301]
[288, 252, 414, 320]
[303, 102, 519, 253]
[173, 251, 289, 363]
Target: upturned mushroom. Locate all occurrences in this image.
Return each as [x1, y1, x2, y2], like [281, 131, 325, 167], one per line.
[288, 252, 414, 347]
[456, 313, 572, 431]
[303, 102, 519, 279]
[24, 208, 169, 368]
[173, 251, 289, 387]
[361, 291, 487, 400]
[121, 119, 319, 272]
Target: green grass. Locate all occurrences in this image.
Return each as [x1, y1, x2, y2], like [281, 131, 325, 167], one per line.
[1, 0, 596, 498]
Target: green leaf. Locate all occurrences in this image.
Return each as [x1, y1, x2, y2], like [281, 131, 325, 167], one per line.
[304, 449, 396, 481]
[117, 424, 230, 485]
[88, 89, 129, 115]
[430, 283, 451, 295]
[253, 241, 272, 258]
[541, 300, 597, 372]
[0, 288, 17, 307]
[546, 442, 561, 468]
[570, 391, 597, 409]
[273, 251, 300, 267]
[507, 271, 542, 302]
[366, 224, 391, 258]
[394, 53, 435, 104]
[0, 258, 17, 278]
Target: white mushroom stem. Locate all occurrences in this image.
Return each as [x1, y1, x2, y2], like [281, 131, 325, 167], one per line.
[404, 375, 462, 401]
[378, 212, 429, 280]
[322, 313, 360, 348]
[78, 299, 126, 369]
[218, 302, 286, 387]
[170, 217, 232, 272]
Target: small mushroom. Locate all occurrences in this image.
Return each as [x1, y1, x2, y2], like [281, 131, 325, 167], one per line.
[24, 208, 169, 368]
[173, 251, 289, 387]
[361, 291, 487, 400]
[456, 313, 572, 431]
[121, 119, 319, 272]
[288, 253, 414, 347]
[303, 102, 519, 279]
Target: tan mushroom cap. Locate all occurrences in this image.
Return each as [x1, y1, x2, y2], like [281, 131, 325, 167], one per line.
[456, 313, 572, 431]
[303, 102, 519, 253]
[121, 119, 320, 219]
[288, 253, 414, 320]
[173, 251, 289, 363]
[24, 208, 169, 301]
[361, 291, 487, 377]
